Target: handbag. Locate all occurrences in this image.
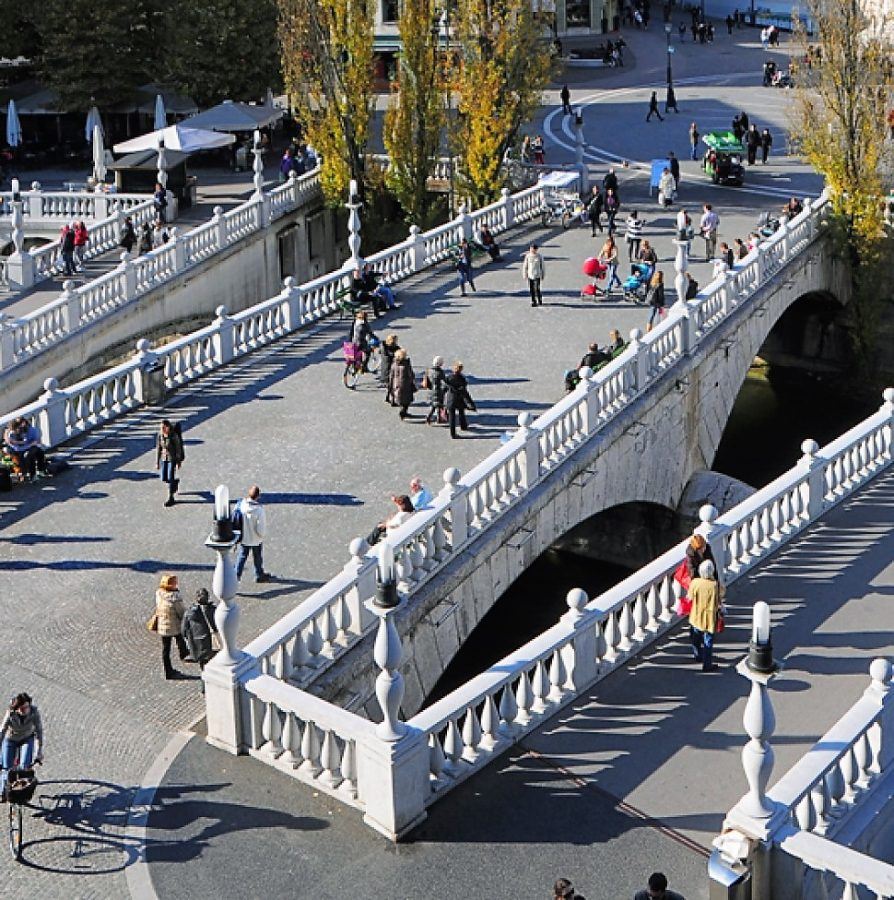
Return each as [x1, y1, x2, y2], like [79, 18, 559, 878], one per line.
[146, 611, 159, 632]
[672, 560, 691, 591]
[438, 407, 449, 424]
[674, 595, 693, 616]
[716, 604, 728, 634]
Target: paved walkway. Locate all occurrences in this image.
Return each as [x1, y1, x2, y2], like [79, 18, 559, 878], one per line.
[145, 470, 894, 900]
[0, 22, 842, 899]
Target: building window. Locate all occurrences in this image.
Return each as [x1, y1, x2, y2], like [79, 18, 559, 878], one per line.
[383, 0, 400, 22]
[565, 0, 590, 28]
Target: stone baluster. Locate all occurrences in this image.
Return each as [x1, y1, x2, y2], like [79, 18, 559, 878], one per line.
[212, 205, 226, 249]
[343, 538, 377, 637]
[514, 671, 534, 725]
[406, 225, 426, 272]
[300, 721, 322, 776]
[562, 588, 599, 691]
[261, 701, 283, 757]
[500, 187, 514, 231]
[281, 712, 302, 768]
[498, 684, 519, 736]
[515, 412, 541, 490]
[428, 733, 447, 786]
[438, 467, 468, 552]
[798, 438, 826, 520]
[320, 730, 344, 788]
[281, 276, 305, 332]
[0, 315, 14, 372]
[479, 694, 499, 750]
[339, 741, 358, 798]
[36, 377, 68, 447]
[60, 279, 80, 334]
[628, 328, 648, 392]
[461, 707, 482, 762]
[211, 305, 235, 365]
[117, 251, 137, 301]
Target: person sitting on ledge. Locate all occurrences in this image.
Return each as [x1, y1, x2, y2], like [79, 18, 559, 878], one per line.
[3, 418, 48, 482]
[476, 224, 501, 261]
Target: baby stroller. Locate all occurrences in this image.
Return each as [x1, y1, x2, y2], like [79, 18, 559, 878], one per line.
[756, 210, 781, 238]
[622, 262, 652, 303]
[580, 256, 608, 299]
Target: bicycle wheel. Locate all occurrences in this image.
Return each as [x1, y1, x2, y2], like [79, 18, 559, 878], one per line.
[343, 362, 359, 390]
[8, 802, 22, 860]
[366, 346, 382, 375]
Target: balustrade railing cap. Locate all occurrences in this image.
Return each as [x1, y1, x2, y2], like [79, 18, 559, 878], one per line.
[869, 657, 892, 689]
[883, 387, 894, 409]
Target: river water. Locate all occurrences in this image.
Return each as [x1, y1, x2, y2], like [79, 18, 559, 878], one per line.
[425, 367, 875, 706]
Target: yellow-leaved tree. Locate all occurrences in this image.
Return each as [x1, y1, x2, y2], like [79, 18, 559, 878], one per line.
[278, 0, 375, 203]
[453, 0, 552, 206]
[791, 0, 894, 371]
[383, 0, 444, 225]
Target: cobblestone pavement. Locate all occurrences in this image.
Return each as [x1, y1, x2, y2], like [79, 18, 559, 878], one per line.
[0, 23, 831, 899]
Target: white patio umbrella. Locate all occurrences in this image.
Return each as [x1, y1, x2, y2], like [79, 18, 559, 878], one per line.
[113, 123, 235, 154]
[85, 105, 103, 143]
[6, 99, 22, 147]
[154, 93, 167, 131]
[92, 124, 107, 183]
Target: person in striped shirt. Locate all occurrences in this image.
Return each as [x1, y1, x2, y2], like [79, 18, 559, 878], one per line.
[624, 210, 645, 261]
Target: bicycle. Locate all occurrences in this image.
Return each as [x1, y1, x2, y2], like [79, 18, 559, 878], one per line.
[342, 337, 382, 389]
[4, 758, 39, 861]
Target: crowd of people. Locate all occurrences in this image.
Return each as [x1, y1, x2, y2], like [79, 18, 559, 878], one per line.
[552, 871, 686, 899]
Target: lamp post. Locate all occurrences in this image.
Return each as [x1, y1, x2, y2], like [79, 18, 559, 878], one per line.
[370, 540, 406, 742]
[664, 22, 674, 93]
[437, 6, 456, 217]
[206, 484, 242, 667]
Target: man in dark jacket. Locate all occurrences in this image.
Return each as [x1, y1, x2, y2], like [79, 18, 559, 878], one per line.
[634, 871, 685, 900]
[153, 182, 168, 223]
[425, 356, 447, 425]
[120, 216, 137, 253]
[181, 589, 218, 672]
[60, 224, 76, 276]
[745, 124, 761, 165]
[760, 127, 773, 164]
[444, 362, 476, 439]
[667, 151, 680, 188]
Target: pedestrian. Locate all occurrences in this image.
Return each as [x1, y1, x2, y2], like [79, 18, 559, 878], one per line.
[686, 533, 714, 579]
[760, 127, 773, 163]
[689, 121, 700, 161]
[646, 270, 666, 328]
[678, 22, 686, 41]
[732, 114, 743, 142]
[699, 203, 720, 259]
[454, 238, 476, 296]
[683, 272, 699, 299]
[624, 210, 644, 261]
[180, 588, 218, 678]
[602, 167, 619, 201]
[665, 86, 679, 114]
[153, 574, 189, 680]
[349, 311, 376, 374]
[707, 22, 714, 42]
[604, 188, 620, 235]
[634, 871, 685, 900]
[234, 485, 272, 583]
[554, 877, 586, 900]
[637, 239, 658, 274]
[658, 167, 675, 207]
[734, 237, 748, 259]
[279, 148, 294, 182]
[351, 266, 383, 317]
[380, 333, 401, 401]
[532, 134, 545, 165]
[719, 242, 734, 269]
[153, 181, 168, 223]
[0, 693, 45, 800]
[740, 110, 750, 132]
[688, 559, 723, 672]
[587, 186, 603, 236]
[424, 355, 448, 425]
[409, 476, 433, 510]
[152, 219, 169, 248]
[119, 215, 136, 253]
[388, 348, 417, 419]
[668, 150, 680, 188]
[444, 361, 477, 439]
[726, 13, 734, 34]
[522, 243, 545, 307]
[676, 207, 693, 249]
[155, 418, 185, 508]
[560, 84, 572, 116]
[646, 91, 664, 122]
[139, 222, 153, 255]
[478, 224, 501, 261]
[746, 124, 760, 165]
[60, 222, 76, 276]
[367, 494, 415, 546]
[73, 220, 89, 269]
[599, 235, 623, 294]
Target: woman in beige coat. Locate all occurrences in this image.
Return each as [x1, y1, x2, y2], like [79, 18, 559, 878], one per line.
[688, 559, 724, 672]
[156, 574, 189, 680]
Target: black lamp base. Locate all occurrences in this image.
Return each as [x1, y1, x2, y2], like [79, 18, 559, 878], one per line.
[747, 640, 777, 675]
[212, 516, 234, 544]
[375, 579, 399, 609]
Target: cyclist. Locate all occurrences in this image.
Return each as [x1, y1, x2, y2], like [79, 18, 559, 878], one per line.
[347, 311, 375, 373]
[1, 693, 44, 800]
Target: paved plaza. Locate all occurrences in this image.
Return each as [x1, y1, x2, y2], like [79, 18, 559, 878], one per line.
[0, 21, 872, 900]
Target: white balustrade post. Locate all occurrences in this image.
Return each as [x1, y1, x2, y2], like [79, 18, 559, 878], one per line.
[736, 605, 780, 820]
[211, 305, 235, 365]
[406, 225, 425, 273]
[119, 251, 137, 300]
[673, 237, 689, 310]
[577, 366, 600, 434]
[756, 242, 767, 284]
[863, 658, 894, 771]
[883, 388, 894, 461]
[455, 203, 473, 241]
[170, 226, 186, 272]
[342, 538, 377, 637]
[25, 183, 42, 218]
[356, 596, 429, 840]
[517, 412, 541, 489]
[438, 467, 469, 550]
[799, 438, 826, 520]
[344, 179, 364, 271]
[60, 279, 80, 333]
[629, 328, 649, 392]
[722, 269, 736, 316]
[94, 192, 109, 221]
[281, 276, 304, 331]
[131, 338, 158, 404]
[212, 205, 227, 249]
[204, 484, 257, 755]
[780, 218, 792, 261]
[500, 187, 515, 230]
[561, 588, 599, 690]
[5, 200, 35, 290]
[696, 504, 728, 583]
[37, 377, 68, 447]
[0, 315, 14, 371]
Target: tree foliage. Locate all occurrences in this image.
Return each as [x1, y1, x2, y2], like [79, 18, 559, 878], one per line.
[383, 0, 444, 224]
[452, 0, 552, 206]
[791, 0, 893, 371]
[0, 2, 41, 62]
[165, 0, 280, 107]
[279, 0, 375, 203]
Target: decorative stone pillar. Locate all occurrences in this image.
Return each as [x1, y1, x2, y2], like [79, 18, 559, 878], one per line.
[344, 179, 364, 272]
[212, 205, 227, 249]
[672, 237, 689, 307]
[156, 141, 168, 190]
[517, 412, 541, 489]
[0, 315, 15, 372]
[438, 467, 468, 551]
[455, 202, 473, 241]
[500, 187, 515, 231]
[204, 484, 257, 755]
[37, 377, 68, 447]
[252, 130, 266, 197]
[343, 537, 377, 637]
[60, 279, 80, 334]
[562, 588, 599, 691]
[6, 199, 35, 290]
[629, 327, 649, 392]
[695, 504, 727, 583]
[211, 305, 235, 365]
[406, 224, 425, 272]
